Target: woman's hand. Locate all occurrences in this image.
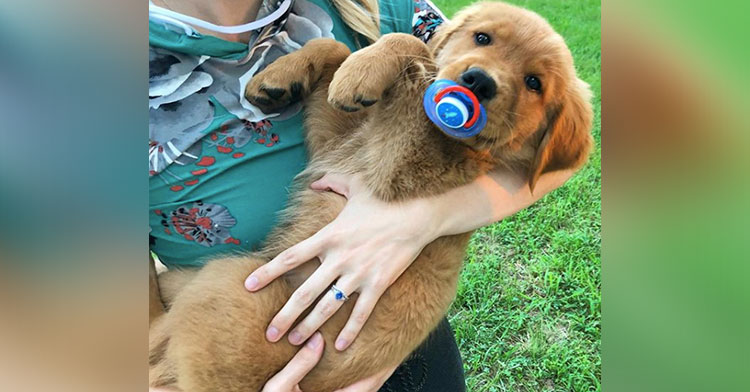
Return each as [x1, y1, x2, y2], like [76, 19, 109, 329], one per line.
[262, 332, 324, 392]
[244, 168, 573, 351]
[245, 173, 442, 351]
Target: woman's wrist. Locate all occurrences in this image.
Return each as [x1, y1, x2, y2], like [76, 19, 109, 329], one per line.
[410, 196, 451, 243]
[425, 178, 495, 238]
[424, 168, 574, 238]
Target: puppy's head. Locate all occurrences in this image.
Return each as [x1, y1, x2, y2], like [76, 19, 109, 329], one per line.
[431, 2, 593, 190]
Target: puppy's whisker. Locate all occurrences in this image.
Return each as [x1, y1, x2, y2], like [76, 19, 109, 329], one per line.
[500, 112, 516, 142]
[393, 54, 435, 62]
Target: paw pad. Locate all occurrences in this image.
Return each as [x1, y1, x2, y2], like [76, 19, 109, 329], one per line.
[249, 96, 273, 106]
[261, 87, 286, 99]
[356, 95, 378, 107]
[337, 104, 360, 113]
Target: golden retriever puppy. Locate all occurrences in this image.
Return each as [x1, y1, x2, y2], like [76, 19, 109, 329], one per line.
[149, 2, 593, 391]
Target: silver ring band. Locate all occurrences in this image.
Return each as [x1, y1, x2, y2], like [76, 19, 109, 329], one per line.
[330, 284, 349, 301]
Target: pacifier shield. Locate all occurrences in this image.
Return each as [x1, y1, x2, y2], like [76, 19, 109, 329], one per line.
[423, 79, 487, 138]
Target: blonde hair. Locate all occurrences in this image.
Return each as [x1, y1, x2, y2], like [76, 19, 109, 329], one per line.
[330, 0, 381, 44]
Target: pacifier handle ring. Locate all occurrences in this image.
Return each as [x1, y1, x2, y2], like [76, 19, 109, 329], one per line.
[433, 85, 481, 128]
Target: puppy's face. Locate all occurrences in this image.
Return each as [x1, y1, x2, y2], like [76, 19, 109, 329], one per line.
[431, 2, 593, 189]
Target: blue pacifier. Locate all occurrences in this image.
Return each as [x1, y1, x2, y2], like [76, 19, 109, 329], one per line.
[423, 79, 487, 138]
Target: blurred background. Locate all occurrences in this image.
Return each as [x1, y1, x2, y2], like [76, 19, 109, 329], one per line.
[0, 0, 747, 391]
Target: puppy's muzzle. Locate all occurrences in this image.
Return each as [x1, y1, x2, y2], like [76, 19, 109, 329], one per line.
[458, 68, 497, 102]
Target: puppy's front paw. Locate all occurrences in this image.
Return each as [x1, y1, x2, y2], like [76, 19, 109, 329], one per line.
[327, 51, 388, 112]
[245, 56, 312, 112]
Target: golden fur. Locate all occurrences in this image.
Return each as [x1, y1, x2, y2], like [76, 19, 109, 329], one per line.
[149, 2, 593, 391]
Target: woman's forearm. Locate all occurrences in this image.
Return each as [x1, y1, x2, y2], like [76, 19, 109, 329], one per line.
[243, 168, 576, 352]
[432, 168, 575, 237]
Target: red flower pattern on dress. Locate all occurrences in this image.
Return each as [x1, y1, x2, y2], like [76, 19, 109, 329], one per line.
[155, 119, 280, 192]
[156, 201, 239, 247]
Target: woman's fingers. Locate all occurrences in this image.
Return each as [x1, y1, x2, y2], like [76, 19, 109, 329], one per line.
[334, 290, 381, 351]
[287, 277, 357, 345]
[262, 332, 324, 392]
[266, 265, 339, 342]
[245, 233, 325, 292]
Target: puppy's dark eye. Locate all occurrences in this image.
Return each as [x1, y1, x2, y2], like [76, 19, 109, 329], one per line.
[525, 75, 542, 92]
[474, 32, 491, 46]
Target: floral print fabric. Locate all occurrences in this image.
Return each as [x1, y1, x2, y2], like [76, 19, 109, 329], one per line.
[149, 0, 436, 265]
[149, 0, 334, 177]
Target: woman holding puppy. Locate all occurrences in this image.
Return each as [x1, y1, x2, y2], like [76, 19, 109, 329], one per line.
[149, 0, 573, 390]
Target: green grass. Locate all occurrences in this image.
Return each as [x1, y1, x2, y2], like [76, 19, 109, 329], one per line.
[431, 0, 602, 391]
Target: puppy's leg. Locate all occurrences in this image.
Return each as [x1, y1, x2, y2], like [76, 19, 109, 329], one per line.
[149, 255, 164, 324]
[245, 38, 361, 158]
[327, 33, 435, 111]
[149, 315, 178, 389]
[157, 267, 200, 309]
[301, 64, 369, 160]
[329, 33, 450, 201]
[245, 38, 351, 113]
[149, 255, 179, 388]
[162, 256, 299, 392]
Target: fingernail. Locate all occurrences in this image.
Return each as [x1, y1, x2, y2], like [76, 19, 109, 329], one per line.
[266, 326, 279, 342]
[289, 330, 303, 345]
[307, 332, 323, 349]
[245, 276, 259, 291]
[335, 338, 349, 351]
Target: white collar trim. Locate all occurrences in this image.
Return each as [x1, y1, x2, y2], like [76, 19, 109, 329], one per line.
[149, 0, 294, 36]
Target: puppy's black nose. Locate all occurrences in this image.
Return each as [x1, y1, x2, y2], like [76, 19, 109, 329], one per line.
[458, 68, 497, 102]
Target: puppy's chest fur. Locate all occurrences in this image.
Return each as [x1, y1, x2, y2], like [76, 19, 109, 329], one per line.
[311, 84, 494, 202]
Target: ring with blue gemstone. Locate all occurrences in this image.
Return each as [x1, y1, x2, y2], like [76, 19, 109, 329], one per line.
[330, 284, 349, 302]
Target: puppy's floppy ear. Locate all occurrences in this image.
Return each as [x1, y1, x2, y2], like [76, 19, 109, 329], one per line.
[528, 78, 594, 192]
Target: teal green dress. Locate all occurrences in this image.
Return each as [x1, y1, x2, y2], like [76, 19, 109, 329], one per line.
[149, 0, 418, 267]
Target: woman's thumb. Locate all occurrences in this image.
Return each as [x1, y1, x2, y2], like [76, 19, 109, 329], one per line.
[310, 173, 351, 198]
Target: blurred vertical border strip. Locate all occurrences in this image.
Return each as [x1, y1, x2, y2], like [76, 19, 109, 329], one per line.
[603, 1, 750, 392]
[0, 0, 148, 391]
